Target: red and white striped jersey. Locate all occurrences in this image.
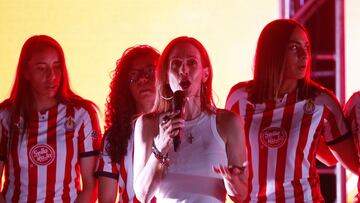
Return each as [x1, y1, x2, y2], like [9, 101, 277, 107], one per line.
[0, 103, 101, 203]
[344, 91, 360, 196]
[226, 81, 348, 202]
[96, 131, 140, 203]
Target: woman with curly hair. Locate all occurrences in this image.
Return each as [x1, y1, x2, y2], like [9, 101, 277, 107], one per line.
[96, 45, 160, 202]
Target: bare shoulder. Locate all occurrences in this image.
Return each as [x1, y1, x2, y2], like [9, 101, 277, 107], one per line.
[216, 109, 241, 127]
[216, 109, 242, 142]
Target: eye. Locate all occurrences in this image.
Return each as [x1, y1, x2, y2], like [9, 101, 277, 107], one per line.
[128, 71, 139, 84]
[35, 64, 47, 72]
[289, 44, 298, 51]
[145, 67, 155, 78]
[170, 59, 183, 70]
[186, 58, 198, 67]
[53, 62, 62, 70]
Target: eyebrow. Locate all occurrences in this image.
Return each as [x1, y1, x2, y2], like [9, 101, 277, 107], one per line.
[288, 40, 310, 45]
[170, 56, 198, 59]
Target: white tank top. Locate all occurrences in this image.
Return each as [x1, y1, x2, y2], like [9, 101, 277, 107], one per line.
[156, 112, 228, 203]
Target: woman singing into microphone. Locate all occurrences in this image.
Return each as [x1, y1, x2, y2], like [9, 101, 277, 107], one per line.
[133, 36, 248, 203]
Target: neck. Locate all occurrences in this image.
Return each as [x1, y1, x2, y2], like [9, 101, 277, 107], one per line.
[136, 102, 153, 114]
[33, 95, 58, 112]
[278, 79, 298, 98]
[183, 95, 202, 120]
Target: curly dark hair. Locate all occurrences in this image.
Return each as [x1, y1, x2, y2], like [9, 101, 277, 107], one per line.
[104, 45, 160, 162]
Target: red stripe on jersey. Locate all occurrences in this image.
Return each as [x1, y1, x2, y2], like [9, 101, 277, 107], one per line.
[27, 115, 39, 203]
[307, 118, 324, 201]
[88, 109, 101, 151]
[62, 106, 75, 202]
[244, 103, 254, 202]
[119, 157, 129, 202]
[257, 101, 276, 202]
[78, 123, 85, 154]
[275, 94, 296, 202]
[292, 111, 312, 202]
[230, 100, 240, 117]
[45, 107, 58, 203]
[10, 117, 21, 202]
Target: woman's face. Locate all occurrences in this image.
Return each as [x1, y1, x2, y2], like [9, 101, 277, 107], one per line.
[26, 47, 62, 100]
[167, 42, 208, 97]
[129, 54, 157, 111]
[283, 26, 310, 82]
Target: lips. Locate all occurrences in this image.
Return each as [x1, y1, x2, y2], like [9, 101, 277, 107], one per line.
[179, 80, 191, 90]
[45, 84, 58, 90]
[139, 88, 154, 94]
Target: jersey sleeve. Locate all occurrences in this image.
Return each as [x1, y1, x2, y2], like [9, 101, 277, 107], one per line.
[77, 107, 102, 157]
[319, 92, 349, 144]
[0, 109, 10, 161]
[225, 82, 248, 114]
[96, 136, 120, 180]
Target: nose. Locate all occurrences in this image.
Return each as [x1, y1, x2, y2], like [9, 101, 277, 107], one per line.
[137, 76, 150, 84]
[179, 63, 189, 77]
[298, 47, 308, 61]
[46, 67, 57, 80]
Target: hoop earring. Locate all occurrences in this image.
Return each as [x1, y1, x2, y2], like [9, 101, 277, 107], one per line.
[160, 84, 173, 100]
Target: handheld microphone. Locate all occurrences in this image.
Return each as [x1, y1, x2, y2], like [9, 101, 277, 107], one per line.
[172, 90, 185, 152]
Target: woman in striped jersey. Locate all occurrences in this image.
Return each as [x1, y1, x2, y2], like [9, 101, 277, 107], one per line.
[226, 19, 359, 202]
[96, 45, 159, 203]
[133, 36, 248, 202]
[0, 35, 101, 202]
[344, 92, 360, 202]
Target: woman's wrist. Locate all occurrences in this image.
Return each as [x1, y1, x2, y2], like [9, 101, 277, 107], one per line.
[151, 142, 169, 167]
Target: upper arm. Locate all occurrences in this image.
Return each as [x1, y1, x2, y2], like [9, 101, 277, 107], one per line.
[319, 93, 348, 143]
[78, 108, 101, 155]
[216, 110, 247, 166]
[79, 156, 98, 186]
[133, 115, 156, 182]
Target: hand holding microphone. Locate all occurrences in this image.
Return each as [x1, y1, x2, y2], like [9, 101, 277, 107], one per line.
[172, 90, 185, 152]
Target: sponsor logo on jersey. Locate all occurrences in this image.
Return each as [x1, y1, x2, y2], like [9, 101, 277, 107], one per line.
[29, 144, 55, 166]
[260, 126, 287, 148]
[303, 99, 315, 114]
[65, 116, 75, 132]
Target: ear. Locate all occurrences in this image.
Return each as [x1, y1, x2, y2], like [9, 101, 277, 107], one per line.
[202, 67, 209, 83]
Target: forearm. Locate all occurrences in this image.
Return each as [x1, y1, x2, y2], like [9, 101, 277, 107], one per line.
[330, 137, 360, 175]
[98, 176, 117, 203]
[75, 180, 98, 203]
[134, 154, 166, 202]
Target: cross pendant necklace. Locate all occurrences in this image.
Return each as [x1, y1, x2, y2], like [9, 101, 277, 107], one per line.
[187, 132, 194, 144]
